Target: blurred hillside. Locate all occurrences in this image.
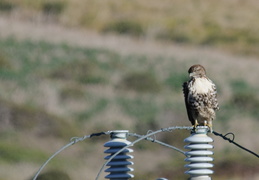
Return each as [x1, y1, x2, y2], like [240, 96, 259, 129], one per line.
[0, 0, 259, 180]
[2, 0, 259, 56]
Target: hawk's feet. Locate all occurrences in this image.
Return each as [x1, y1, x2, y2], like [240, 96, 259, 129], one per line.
[204, 120, 213, 133]
[207, 125, 213, 133]
[191, 120, 199, 133]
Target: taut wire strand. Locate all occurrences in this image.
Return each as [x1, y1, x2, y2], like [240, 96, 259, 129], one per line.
[213, 131, 259, 158]
[33, 131, 110, 180]
[128, 133, 186, 155]
[33, 141, 75, 180]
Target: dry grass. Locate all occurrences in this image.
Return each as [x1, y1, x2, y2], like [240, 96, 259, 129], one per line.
[2, 0, 259, 56]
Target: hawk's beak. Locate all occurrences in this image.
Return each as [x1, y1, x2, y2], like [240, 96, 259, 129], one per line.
[189, 72, 194, 77]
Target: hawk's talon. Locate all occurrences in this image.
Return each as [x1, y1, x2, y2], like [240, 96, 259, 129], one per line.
[194, 120, 199, 128]
[207, 125, 213, 133]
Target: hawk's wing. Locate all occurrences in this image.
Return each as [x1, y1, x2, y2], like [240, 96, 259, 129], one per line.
[182, 81, 195, 125]
[209, 79, 219, 111]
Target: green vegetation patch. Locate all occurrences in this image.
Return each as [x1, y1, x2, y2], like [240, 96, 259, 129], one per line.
[119, 71, 161, 93]
[0, 38, 120, 86]
[102, 20, 144, 37]
[230, 80, 259, 118]
[0, 142, 47, 163]
[0, 52, 12, 69]
[165, 72, 188, 92]
[50, 60, 107, 84]
[117, 97, 159, 132]
[0, 0, 15, 12]
[0, 99, 78, 139]
[59, 85, 85, 100]
[42, 1, 66, 15]
[77, 98, 109, 122]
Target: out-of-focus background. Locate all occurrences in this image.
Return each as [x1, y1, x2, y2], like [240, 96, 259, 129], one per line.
[0, 0, 258, 179]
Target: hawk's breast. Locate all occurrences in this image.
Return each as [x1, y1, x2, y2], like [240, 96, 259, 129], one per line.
[191, 78, 214, 94]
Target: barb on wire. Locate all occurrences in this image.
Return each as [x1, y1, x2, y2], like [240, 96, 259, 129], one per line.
[213, 131, 259, 158]
[95, 126, 193, 180]
[128, 132, 186, 155]
[33, 131, 110, 180]
[146, 130, 157, 142]
[223, 132, 235, 141]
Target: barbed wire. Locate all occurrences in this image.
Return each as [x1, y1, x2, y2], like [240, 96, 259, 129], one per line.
[32, 131, 111, 180]
[32, 126, 258, 180]
[128, 126, 193, 156]
[95, 126, 193, 180]
[213, 131, 259, 158]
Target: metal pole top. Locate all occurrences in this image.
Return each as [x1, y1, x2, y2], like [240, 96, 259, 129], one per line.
[110, 130, 129, 139]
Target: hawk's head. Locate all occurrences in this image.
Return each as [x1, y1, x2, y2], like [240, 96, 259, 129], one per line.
[188, 64, 206, 78]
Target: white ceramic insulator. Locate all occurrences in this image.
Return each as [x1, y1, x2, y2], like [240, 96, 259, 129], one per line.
[184, 126, 214, 180]
[104, 130, 134, 180]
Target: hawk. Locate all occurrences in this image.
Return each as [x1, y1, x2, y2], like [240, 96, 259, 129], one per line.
[182, 64, 219, 132]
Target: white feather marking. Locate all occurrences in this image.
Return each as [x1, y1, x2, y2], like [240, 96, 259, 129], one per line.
[192, 78, 213, 94]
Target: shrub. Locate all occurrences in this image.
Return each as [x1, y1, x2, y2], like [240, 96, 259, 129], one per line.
[0, 1, 15, 12]
[0, 52, 12, 69]
[0, 142, 47, 163]
[42, 1, 66, 15]
[119, 72, 161, 93]
[230, 80, 256, 109]
[50, 60, 106, 84]
[59, 86, 85, 100]
[229, 80, 259, 118]
[5, 102, 78, 138]
[102, 20, 144, 37]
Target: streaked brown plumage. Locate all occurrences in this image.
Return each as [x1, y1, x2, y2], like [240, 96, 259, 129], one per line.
[183, 64, 219, 132]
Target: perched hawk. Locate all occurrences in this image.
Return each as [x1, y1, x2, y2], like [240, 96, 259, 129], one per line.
[182, 64, 219, 132]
